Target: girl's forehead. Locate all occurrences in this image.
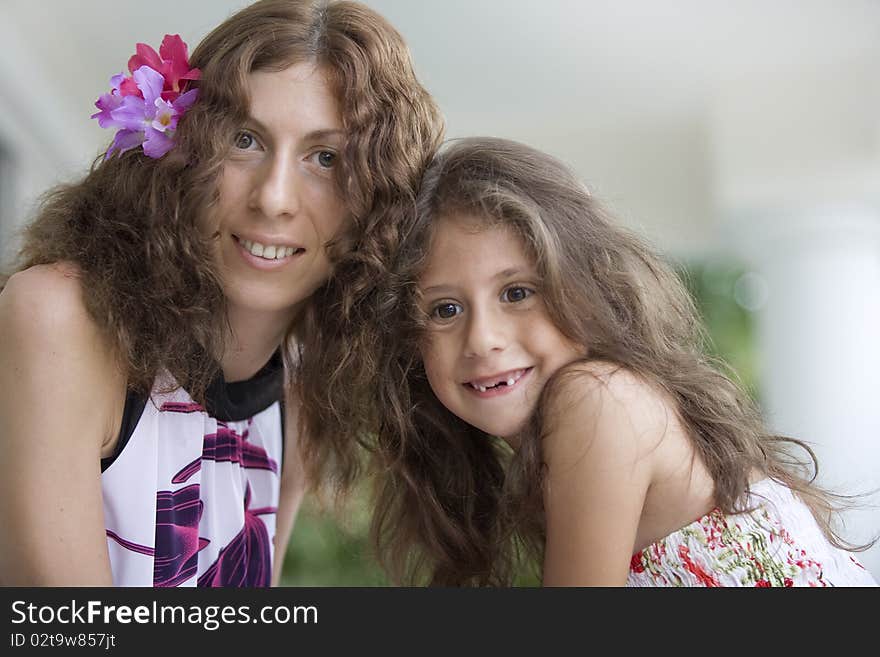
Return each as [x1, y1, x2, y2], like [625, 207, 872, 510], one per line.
[432, 211, 501, 238]
[420, 214, 536, 280]
[430, 212, 533, 254]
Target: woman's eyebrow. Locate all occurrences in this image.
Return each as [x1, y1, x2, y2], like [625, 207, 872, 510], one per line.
[303, 128, 345, 142]
[240, 118, 345, 143]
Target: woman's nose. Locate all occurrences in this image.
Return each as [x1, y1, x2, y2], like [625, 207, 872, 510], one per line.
[251, 155, 301, 219]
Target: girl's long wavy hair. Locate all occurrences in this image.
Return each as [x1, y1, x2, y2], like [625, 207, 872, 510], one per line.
[2, 0, 444, 494]
[345, 137, 866, 585]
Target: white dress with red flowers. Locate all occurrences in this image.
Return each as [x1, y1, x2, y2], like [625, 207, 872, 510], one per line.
[100, 353, 285, 587]
[628, 478, 878, 587]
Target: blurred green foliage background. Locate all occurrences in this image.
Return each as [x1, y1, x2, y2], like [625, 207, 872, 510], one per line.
[280, 259, 758, 586]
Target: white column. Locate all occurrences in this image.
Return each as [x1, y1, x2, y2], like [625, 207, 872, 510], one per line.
[711, 59, 880, 579]
[735, 211, 880, 576]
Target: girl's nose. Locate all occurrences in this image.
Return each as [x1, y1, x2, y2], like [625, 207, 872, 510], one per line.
[463, 306, 508, 358]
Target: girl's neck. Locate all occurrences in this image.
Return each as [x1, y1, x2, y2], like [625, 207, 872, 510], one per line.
[220, 305, 297, 382]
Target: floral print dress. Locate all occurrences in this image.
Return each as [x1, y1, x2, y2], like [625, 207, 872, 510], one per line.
[628, 478, 878, 586]
[101, 353, 284, 586]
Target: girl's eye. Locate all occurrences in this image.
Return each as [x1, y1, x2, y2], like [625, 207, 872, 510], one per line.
[501, 286, 533, 303]
[313, 150, 337, 169]
[234, 131, 258, 150]
[430, 302, 462, 321]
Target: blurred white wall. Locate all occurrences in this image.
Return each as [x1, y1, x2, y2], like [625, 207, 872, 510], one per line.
[1, 0, 878, 579]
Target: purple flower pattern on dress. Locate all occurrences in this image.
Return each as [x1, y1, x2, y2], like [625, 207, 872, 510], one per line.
[194, 421, 278, 586]
[153, 484, 210, 587]
[160, 402, 205, 414]
[106, 412, 279, 586]
[106, 530, 155, 556]
[197, 483, 277, 587]
[171, 419, 279, 485]
[203, 421, 279, 474]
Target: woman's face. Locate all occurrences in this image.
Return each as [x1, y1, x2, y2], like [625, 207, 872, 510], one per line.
[209, 61, 348, 325]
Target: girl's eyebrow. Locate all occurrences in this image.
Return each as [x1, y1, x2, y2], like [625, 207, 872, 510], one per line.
[419, 283, 453, 295]
[419, 267, 531, 295]
[495, 267, 526, 280]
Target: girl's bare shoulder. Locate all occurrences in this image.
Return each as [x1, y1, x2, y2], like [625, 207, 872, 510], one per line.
[546, 360, 675, 425]
[542, 360, 681, 467]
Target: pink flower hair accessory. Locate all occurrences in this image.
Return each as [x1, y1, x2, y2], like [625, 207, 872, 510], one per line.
[92, 34, 201, 159]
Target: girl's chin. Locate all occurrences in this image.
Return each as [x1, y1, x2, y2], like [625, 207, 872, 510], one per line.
[471, 420, 526, 448]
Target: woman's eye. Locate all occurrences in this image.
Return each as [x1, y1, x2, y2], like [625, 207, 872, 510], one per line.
[502, 286, 533, 303]
[234, 131, 257, 150]
[431, 302, 462, 321]
[314, 150, 337, 168]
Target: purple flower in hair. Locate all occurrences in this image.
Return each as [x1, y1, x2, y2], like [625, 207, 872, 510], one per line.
[91, 35, 200, 159]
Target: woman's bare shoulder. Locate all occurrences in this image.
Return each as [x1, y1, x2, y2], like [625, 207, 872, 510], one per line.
[1, 263, 101, 345]
[3, 261, 85, 308]
[0, 262, 123, 392]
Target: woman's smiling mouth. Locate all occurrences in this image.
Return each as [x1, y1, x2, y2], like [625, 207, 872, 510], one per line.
[233, 234, 306, 269]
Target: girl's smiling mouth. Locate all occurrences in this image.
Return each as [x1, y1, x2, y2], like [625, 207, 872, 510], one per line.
[463, 367, 532, 396]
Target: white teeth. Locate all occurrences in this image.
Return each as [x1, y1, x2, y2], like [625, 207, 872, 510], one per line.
[469, 369, 526, 393]
[239, 238, 298, 260]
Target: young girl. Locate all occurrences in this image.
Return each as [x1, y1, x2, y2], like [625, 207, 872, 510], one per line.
[316, 136, 877, 586]
[0, 0, 443, 586]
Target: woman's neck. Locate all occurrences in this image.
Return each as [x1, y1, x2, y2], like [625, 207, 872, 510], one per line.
[220, 305, 296, 382]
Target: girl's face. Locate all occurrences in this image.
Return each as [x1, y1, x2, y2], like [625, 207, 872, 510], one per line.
[417, 214, 585, 444]
[209, 61, 348, 326]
